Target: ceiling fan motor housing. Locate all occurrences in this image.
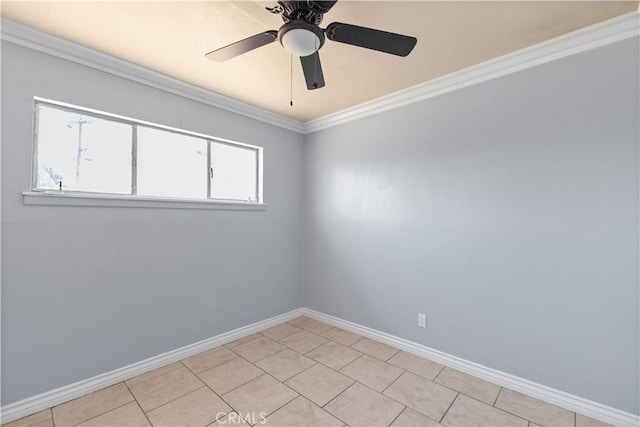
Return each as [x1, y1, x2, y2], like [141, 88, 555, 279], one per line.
[278, 1, 326, 24]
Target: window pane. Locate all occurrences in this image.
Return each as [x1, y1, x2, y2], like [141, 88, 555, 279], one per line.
[36, 105, 132, 194]
[137, 126, 207, 199]
[210, 142, 258, 202]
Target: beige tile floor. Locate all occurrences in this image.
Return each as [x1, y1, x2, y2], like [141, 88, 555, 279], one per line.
[3, 317, 611, 427]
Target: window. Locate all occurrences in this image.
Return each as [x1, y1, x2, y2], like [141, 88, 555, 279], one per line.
[35, 105, 132, 194]
[210, 141, 258, 202]
[32, 99, 262, 204]
[136, 127, 208, 199]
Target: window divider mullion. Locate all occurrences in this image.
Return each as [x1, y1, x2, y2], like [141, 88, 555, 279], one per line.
[32, 102, 40, 191]
[132, 124, 138, 195]
[207, 140, 212, 200]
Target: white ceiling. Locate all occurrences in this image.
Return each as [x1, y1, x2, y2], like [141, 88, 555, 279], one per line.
[1, 1, 638, 122]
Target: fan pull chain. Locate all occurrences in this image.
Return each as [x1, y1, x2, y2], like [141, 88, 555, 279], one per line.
[290, 54, 293, 106]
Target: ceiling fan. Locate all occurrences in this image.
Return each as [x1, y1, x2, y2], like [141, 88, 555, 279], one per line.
[205, 0, 417, 90]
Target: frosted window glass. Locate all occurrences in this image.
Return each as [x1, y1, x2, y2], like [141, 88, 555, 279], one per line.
[136, 126, 207, 199]
[210, 142, 258, 202]
[36, 105, 132, 194]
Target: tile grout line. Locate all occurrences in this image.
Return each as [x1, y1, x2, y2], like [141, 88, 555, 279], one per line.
[379, 369, 407, 395]
[418, 371, 498, 405]
[224, 333, 262, 349]
[310, 354, 363, 373]
[141, 383, 208, 415]
[211, 374, 266, 425]
[131, 361, 211, 414]
[320, 380, 358, 410]
[69, 398, 135, 426]
[253, 348, 318, 379]
[225, 335, 265, 352]
[228, 372, 301, 426]
[431, 364, 447, 382]
[228, 336, 290, 364]
[319, 382, 367, 426]
[143, 386, 207, 415]
[387, 361, 444, 383]
[124, 362, 184, 390]
[336, 353, 367, 374]
[319, 327, 364, 347]
[258, 381, 302, 424]
[283, 358, 321, 384]
[492, 387, 503, 406]
[56, 384, 135, 427]
[493, 387, 504, 407]
[348, 336, 366, 349]
[192, 358, 267, 402]
[189, 355, 243, 378]
[335, 380, 411, 424]
[438, 392, 460, 423]
[122, 381, 154, 427]
[469, 390, 534, 426]
[489, 387, 544, 424]
[386, 406, 408, 426]
[385, 349, 402, 362]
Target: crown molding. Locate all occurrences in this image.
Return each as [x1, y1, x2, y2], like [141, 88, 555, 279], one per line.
[304, 10, 640, 134]
[0, 18, 306, 134]
[2, 11, 638, 136]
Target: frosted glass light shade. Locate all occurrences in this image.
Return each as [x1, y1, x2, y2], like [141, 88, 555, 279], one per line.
[281, 28, 320, 57]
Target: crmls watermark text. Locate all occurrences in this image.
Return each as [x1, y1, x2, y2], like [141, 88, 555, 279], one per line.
[216, 412, 267, 425]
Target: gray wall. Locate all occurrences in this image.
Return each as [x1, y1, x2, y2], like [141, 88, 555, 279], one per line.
[1, 41, 305, 405]
[303, 38, 639, 414]
[2, 35, 639, 416]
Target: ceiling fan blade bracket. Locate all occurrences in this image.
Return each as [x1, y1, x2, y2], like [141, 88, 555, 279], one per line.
[265, 4, 284, 14]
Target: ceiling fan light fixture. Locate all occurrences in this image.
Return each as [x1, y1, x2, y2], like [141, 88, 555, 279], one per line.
[281, 28, 319, 56]
[206, 0, 417, 91]
[278, 22, 325, 57]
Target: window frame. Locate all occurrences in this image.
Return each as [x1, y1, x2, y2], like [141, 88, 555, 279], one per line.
[29, 97, 265, 210]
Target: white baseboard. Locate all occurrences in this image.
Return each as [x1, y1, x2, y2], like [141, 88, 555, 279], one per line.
[300, 308, 639, 427]
[0, 308, 305, 424]
[2, 307, 637, 426]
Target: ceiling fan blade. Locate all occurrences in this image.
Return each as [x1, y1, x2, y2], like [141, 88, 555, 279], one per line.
[325, 22, 416, 57]
[300, 52, 325, 90]
[205, 30, 278, 62]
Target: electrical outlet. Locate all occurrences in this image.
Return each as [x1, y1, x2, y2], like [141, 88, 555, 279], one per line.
[418, 313, 427, 328]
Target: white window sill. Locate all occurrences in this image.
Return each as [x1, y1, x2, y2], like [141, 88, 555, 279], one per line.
[22, 191, 267, 211]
